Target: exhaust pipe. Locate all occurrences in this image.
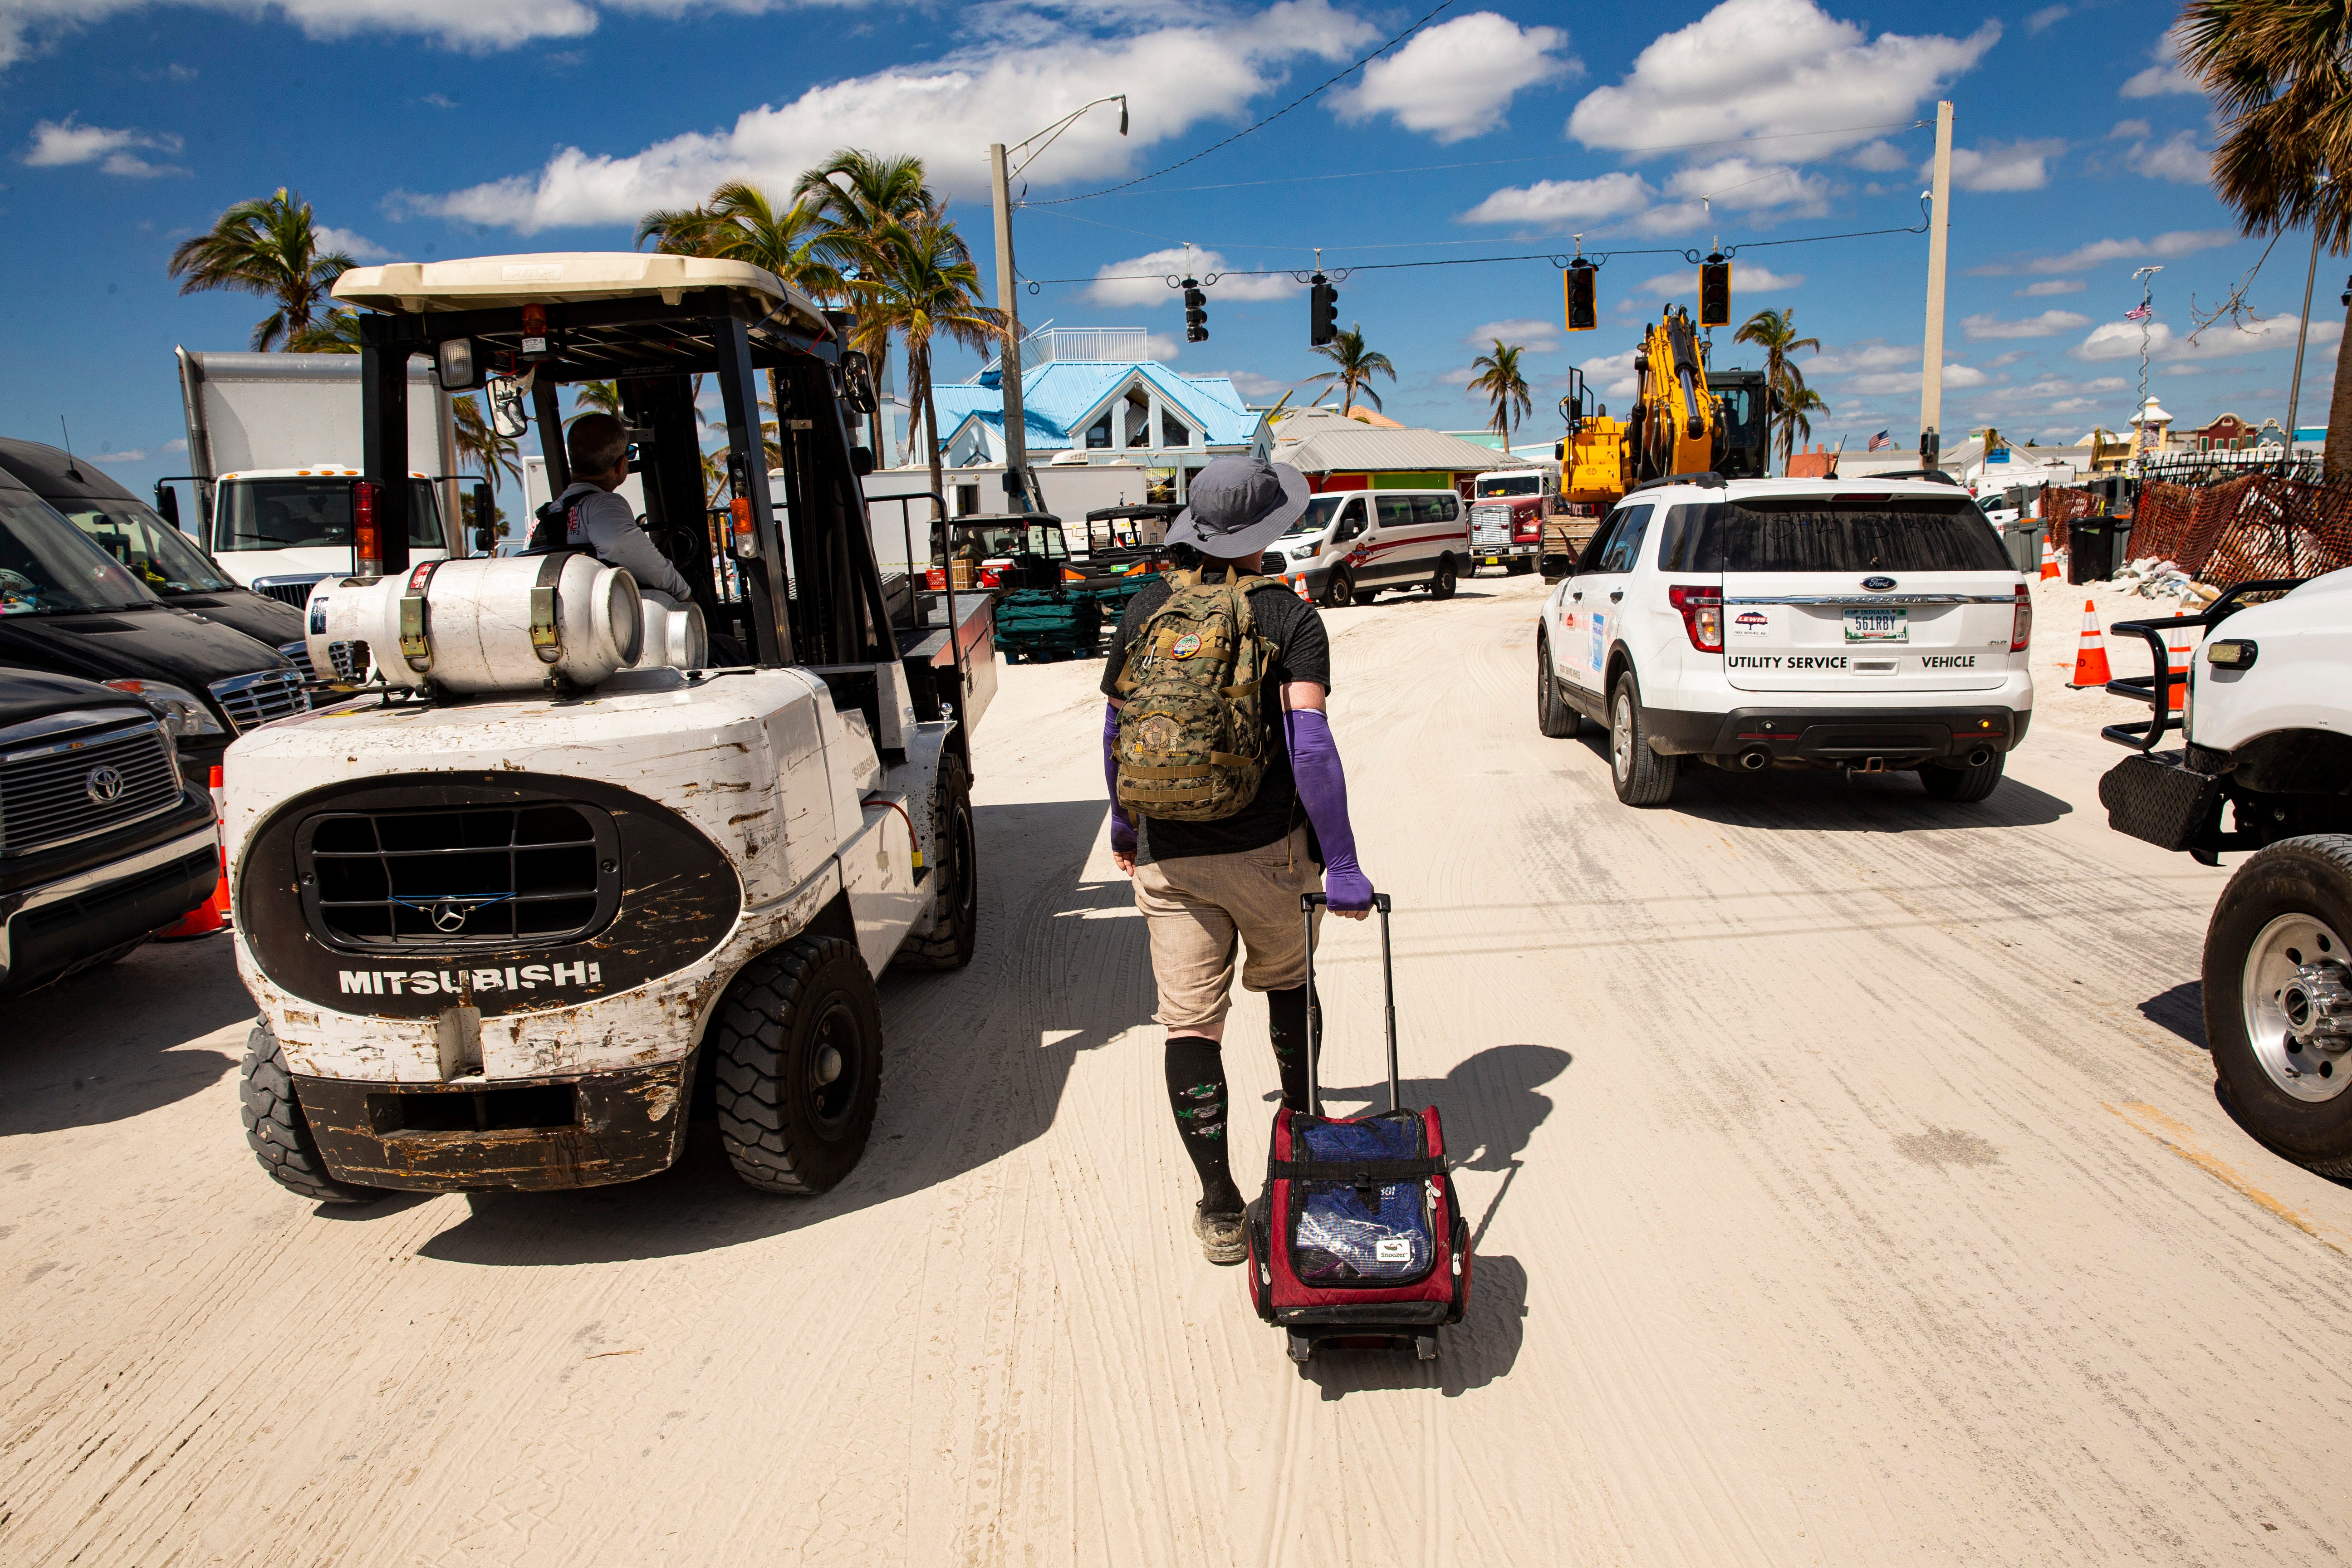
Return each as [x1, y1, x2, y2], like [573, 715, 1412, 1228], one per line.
[1738, 747, 1772, 771]
[1854, 756, 1887, 774]
[1966, 747, 1993, 768]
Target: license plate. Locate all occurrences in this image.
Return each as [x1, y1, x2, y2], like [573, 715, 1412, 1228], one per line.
[1843, 607, 1908, 643]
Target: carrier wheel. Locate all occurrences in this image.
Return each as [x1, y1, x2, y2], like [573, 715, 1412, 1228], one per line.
[1321, 568, 1355, 609]
[1428, 557, 1457, 599]
[2205, 836, 2352, 1176]
[1610, 670, 1677, 807]
[240, 1024, 385, 1205]
[1535, 633, 1577, 739]
[712, 934, 885, 1195]
[1919, 752, 2005, 803]
[892, 750, 978, 971]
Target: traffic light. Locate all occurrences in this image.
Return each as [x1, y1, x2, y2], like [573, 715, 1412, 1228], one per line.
[1182, 278, 1208, 343]
[1308, 273, 1338, 347]
[1564, 260, 1597, 332]
[1699, 254, 1731, 327]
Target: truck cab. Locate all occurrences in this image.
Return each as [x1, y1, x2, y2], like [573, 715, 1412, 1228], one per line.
[1468, 467, 1557, 574]
[204, 467, 451, 605]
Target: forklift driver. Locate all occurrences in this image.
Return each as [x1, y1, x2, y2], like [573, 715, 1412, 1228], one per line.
[531, 413, 696, 607]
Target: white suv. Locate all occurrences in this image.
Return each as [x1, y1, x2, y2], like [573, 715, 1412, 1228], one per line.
[1534, 475, 2034, 806]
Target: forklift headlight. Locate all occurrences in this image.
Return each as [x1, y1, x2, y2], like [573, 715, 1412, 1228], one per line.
[435, 337, 482, 392]
[103, 679, 227, 737]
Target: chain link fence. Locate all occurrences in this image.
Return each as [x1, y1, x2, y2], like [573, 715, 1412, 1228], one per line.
[2041, 474, 2352, 584]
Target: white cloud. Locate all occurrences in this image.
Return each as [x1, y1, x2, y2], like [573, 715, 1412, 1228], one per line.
[1632, 262, 1803, 298]
[21, 116, 184, 176]
[0, 0, 603, 71]
[1331, 12, 1577, 144]
[1845, 361, 1986, 396]
[90, 447, 149, 462]
[1086, 247, 1298, 307]
[1661, 156, 1829, 217]
[2018, 278, 2084, 297]
[2110, 118, 2151, 141]
[1567, 0, 1997, 158]
[1456, 170, 1652, 226]
[314, 225, 400, 261]
[1932, 137, 2065, 192]
[1962, 309, 2091, 339]
[1846, 138, 1908, 172]
[1579, 351, 1638, 401]
[2125, 129, 2207, 183]
[1221, 369, 1290, 400]
[1808, 339, 1914, 376]
[1975, 228, 2239, 275]
[2074, 319, 2172, 361]
[2121, 24, 2195, 99]
[2025, 5, 2068, 34]
[1986, 349, 2029, 368]
[418, 2, 1380, 230]
[1465, 317, 1561, 350]
[1436, 366, 1477, 387]
[2166, 315, 2340, 363]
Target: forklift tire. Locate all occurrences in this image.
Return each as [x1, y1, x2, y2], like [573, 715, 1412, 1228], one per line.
[892, 751, 978, 971]
[240, 1024, 386, 1205]
[712, 935, 885, 1195]
[2204, 836, 2352, 1177]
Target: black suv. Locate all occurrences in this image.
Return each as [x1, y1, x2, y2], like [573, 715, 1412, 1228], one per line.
[0, 438, 312, 673]
[0, 666, 220, 993]
[0, 466, 306, 774]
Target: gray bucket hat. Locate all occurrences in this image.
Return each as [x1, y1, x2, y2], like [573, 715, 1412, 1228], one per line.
[1165, 455, 1313, 560]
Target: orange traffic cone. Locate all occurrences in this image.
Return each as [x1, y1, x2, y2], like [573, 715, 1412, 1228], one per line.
[2039, 539, 2062, 580]
[2065, 600, 2112, 688]
[156, 764, 230, 940]
[1294, 574, 1312, 602]
[2163, 625, 2195, 711]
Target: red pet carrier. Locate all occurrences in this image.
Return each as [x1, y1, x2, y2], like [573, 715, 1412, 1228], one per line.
[1245, 892, 1470, 1367]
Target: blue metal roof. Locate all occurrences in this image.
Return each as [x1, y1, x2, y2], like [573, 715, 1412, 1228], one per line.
[931, 360, 1260, 452]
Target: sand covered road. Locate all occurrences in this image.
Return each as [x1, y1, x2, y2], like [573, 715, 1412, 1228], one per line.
[4, 568, 2350, 1566]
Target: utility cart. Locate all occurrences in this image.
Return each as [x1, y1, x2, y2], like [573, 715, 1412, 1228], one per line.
[228, 251, 986, 1202]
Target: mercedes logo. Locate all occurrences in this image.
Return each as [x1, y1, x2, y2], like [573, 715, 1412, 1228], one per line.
[429, 900, 470, 933]
[84, 764, 125, 804]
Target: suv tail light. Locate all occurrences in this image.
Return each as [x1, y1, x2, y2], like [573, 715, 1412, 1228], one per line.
[1668, 584, 1723, 652]
[353, 480, 382, 578]
[2010, 583, 2032, 652]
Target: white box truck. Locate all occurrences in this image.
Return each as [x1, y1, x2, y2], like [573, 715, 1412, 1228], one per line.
[170, 349, 464, 607]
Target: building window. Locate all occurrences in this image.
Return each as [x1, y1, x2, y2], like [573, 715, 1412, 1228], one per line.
[955, 483, 980, 517]
[1086, 414, 1112, 449]
[1125, 389, 1152, 448]
[1161, 411, 1191, 447]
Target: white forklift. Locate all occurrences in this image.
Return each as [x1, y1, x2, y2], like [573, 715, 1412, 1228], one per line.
[228, 252, 990, 1201]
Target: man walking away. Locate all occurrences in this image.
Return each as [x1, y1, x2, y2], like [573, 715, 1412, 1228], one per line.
[1101, 455, 1373, 1264]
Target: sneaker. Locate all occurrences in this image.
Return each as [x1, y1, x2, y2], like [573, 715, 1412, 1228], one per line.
[1193, 1202, 1246, 1265]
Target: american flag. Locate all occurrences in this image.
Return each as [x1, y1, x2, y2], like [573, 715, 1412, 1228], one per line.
[1867, 430, 1893, 451]
[2124, 302, 2153, 322]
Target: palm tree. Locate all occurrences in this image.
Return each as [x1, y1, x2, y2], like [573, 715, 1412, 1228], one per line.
[453, 395, 523, 547]
[1779, 385, 1828, 464]
[1306, 325, 1396, 415]
[1465, 340, 1532, 446]
[795, 151, 941, 466]
[168, 188, 356, 351]
[567, 381, 622, 424]
[851, 202, 1006, 517]
[2177, 0, 2352, 480]
[1732, 308, 1822, 473]
[285, 309, 362, 353]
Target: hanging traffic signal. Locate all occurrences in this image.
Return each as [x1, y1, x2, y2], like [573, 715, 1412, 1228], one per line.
[1308, 273, 1338, 346]
[1183, 278, 1208, 343]
[1699, 254, 1731, 327]
[1564, 260, 1597, 332]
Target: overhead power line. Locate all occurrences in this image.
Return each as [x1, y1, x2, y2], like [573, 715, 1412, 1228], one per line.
[1027, 0, 1466, 207]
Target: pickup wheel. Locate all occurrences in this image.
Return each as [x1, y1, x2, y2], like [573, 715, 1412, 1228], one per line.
[1320, 568, 1355, 609]
[1427, 557, 1457, 599]
[1609, 670, 1677, 807]
[2205, 835, 2352, 1176]
[1918, 753, 2005, 803]
[1535, 633, 1578, 739]
[892, 751, 978, 970]
[240, 1024, 386, 1205]
[713, 934, 885, 1195]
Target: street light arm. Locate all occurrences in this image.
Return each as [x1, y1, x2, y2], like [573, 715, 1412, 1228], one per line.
[1007, 95, 1128, 179]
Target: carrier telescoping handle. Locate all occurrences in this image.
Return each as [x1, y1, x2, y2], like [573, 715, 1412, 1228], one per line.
[1298, 891, 1398, 1118]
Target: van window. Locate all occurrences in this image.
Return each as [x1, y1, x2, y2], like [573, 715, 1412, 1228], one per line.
[217, 478, 442, 553]
[1595, 504, 1655, 573]
[1376, 495, 1416, 529]
[1282, 495, 1351, 540]
[1665, 497, 2012, 573]
[1416, 494, 1459, 524]
[56, 500, 236, 594]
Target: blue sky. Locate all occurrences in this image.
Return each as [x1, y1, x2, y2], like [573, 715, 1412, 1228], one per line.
[0, 0, 2302, 500]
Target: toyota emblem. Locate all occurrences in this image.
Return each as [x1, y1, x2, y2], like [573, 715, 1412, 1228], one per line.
[429, 900, 470, 933]
[84, 764, 125, 803]
[1861, 575, 1898, 592]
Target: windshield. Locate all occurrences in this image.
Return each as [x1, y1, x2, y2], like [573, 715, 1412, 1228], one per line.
[0, 490, 159, 616]
[1282, 495, 1351, 537]
[56, 500, 237, 594]
[217, 478, 443, 553]
[1657, 497, 2012, 573]
[1476, 475, 1542, 498]
[952, 521, 1067, 558]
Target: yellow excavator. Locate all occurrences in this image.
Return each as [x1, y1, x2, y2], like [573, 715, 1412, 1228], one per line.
[1558, 305, 1769, 510]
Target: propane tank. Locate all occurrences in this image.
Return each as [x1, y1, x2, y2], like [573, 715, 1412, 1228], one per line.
[303, 554, 644, 693]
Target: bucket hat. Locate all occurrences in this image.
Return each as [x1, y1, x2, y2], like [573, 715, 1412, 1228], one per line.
[1165, 456, 1313, 560]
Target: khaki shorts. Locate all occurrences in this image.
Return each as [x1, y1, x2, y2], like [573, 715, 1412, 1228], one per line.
[1132, 826, 1325, 1031]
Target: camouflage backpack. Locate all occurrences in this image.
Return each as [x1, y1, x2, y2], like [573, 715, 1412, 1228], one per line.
[1112, 567, 1281, 822]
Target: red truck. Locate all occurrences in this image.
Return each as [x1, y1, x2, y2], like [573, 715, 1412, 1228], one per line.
[1465, 466, 1558, 575]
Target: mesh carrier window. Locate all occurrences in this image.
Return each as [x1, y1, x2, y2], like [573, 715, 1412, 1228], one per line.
[296, 803, 620, 950]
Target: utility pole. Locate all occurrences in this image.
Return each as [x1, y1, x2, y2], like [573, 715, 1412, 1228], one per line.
[2287, 224, 2322, 457]
[988, 142, 1032, 512]
[1917, 99, 1954, 472]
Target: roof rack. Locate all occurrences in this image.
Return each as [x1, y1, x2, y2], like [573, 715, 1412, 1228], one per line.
[1855, 469, 1962, 486]
[1625, 471, 1725, 496]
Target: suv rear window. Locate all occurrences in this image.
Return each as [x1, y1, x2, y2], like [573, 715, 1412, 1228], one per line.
[1656, 497, 2010, 573]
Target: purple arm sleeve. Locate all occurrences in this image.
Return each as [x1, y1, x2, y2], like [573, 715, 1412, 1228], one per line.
[1104, 703, 1136, 856]
[1284, 708, 1371, 911]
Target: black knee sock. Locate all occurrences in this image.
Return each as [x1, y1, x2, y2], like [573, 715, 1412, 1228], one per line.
[1164, 1035, 1243, 1214]
[1266, 985, 1321, 1113]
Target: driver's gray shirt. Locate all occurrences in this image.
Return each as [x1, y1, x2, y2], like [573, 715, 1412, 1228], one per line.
[555, 483, 694, 604]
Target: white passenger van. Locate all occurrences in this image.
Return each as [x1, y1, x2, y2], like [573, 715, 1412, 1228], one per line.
[1257, 488, 1470, 608]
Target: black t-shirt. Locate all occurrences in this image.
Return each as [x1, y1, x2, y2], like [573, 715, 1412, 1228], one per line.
[1102, 576, 1333, 865]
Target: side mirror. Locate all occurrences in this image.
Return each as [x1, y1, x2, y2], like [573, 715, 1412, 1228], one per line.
[154, 483, 180, 528]
[1540, 553, 1573, 582]
[852, 446, 877, 477]
[474, 528, 497, 553]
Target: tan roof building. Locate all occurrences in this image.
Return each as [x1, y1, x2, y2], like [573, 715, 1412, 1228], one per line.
[1271, 407, 1511, 495]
